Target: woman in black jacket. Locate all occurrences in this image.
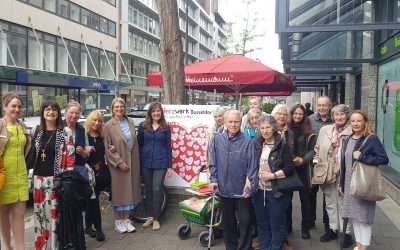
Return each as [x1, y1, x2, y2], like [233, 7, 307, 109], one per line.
[253, 116, 295, 250]
[287, 104, 317, 239]
[84, 110, 111, 241]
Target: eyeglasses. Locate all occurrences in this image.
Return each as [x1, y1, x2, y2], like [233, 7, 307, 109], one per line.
[275, 112, 288, 117]
[44, 107, 57, 112]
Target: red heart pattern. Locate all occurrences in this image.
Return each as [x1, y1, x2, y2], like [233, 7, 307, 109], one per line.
[170, 123, 208, 183]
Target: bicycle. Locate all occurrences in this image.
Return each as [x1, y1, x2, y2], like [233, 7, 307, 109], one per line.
[130, 182, 168, 222]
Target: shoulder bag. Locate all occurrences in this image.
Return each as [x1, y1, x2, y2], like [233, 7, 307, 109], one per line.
[276, 169, 304, 192]
[349, 136, 386, 201]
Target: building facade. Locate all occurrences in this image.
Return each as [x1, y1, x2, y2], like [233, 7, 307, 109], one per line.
[0, 0, 227, 116]
[275, 0, 400, 200]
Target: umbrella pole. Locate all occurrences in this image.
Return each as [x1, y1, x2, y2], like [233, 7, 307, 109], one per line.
[340, 218, 349, 250]
[235, 90, 240, 110]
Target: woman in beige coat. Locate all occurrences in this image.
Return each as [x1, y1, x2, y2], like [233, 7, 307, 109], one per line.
[313, 104, 353, 247]
[104, 98, 141, 234]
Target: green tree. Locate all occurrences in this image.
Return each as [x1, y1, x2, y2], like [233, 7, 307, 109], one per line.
[223, 0, 265, 56]
[263, 103, 276, 114]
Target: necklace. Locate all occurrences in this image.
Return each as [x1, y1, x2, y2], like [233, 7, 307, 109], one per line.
[40, 130, 56, 161]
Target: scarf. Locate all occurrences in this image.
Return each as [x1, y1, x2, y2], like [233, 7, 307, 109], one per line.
[290, 121, 304, 137]
[277, 125, 287, 140]
[328, 123, 348, 158]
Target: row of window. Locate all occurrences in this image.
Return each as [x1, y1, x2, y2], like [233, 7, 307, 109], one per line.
[136, 0, 157, 11]
[122, 56, 159, 78]
[128, 31, 160, 61]
[0, 21, 116, 80]
[128, 5, 159, 36]
[19, 0, 116, 37]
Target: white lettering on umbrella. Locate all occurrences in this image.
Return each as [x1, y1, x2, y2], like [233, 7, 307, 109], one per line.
[185, 75, 234, 84]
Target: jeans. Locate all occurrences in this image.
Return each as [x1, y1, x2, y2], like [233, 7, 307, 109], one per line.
[220, 196, 253, 250]
[253, 190, 291, 250]
[142, 167, 167, 219]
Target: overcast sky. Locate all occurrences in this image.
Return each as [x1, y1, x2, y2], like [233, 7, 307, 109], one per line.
[218, 0, 283, 72]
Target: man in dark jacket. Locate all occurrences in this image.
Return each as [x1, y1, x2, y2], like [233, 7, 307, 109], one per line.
[209, 110, 259, 250]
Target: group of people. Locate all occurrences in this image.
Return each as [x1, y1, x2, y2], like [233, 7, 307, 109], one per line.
[0, 92, 390, 250]
[208, 96, 388, 250]
[0, 93, 172, 250]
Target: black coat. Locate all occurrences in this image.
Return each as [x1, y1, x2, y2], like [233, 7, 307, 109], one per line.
[255, 133, 295, 197]
[53, 170, 92, 250]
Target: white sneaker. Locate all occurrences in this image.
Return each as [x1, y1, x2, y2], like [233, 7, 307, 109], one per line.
[124, 219, 136, 233]
[115, 220, 127, 233]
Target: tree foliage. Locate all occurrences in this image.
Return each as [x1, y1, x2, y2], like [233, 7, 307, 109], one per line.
[222, 0, 265, 56]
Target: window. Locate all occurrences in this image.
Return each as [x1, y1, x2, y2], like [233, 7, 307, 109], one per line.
[7, 34, 27, 67]
[29, 0, 43, 8]
[81, 8, 90, 26]
[70, 3, 80, 22]
[133, 10, 138, 25]
[100, 17, 108, 33]
[144, 16, 148, 30]
[57, 0, 69, 18]
[138, 13, 143, 28]
[90, 13, 100, 30]
[44, 0, 56, 12]
[108, 22, 116, 37]
[87, 47, 99, 77]
[100, 51, 115, 79]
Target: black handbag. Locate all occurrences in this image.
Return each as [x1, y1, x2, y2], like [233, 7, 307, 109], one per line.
[276, 169, 304, 192]
[91, 161, 111, 188]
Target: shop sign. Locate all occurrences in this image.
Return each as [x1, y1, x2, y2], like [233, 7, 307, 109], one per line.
[90, 82, 102, 88]
[379, 35, 400, 59]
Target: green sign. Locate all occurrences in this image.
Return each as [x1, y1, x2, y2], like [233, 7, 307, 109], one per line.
[381, 44, 388, 55]
[395, 37, 400, 48]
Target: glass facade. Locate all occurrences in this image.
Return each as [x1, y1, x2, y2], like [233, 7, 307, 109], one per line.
[293, 31, 373, 60]
[288, 0, 376, 26]
[0, 20, 115, 80]
[377, 57, 400, 173]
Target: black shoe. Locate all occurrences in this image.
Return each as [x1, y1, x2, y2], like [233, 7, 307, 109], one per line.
[84, 227, 96, 238]
[320, 229, 338, 242]
[324, 224, 330, 233]
[96, 229, 105, 242]
[343, 234, 353, 248]
[301, 230, 311, 239]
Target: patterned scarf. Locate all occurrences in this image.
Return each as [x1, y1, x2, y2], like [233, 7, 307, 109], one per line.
[328, 123, 348, 158]
[277, 125, 287, 140]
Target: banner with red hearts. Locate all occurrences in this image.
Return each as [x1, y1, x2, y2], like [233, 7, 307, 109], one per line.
[163, 105, 218, 187]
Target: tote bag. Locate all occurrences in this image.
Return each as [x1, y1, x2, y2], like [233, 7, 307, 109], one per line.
[349, 136, 386, 201]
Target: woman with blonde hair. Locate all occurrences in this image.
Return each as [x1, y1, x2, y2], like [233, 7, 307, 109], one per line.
[0, 92, 31, 250]
[83, 110, 110, 241]
[339, 110, 388, 250]
[104, 98, 141, 233]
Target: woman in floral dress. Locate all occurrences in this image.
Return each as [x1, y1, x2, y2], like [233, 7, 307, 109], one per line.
[27, 100, 75, 250]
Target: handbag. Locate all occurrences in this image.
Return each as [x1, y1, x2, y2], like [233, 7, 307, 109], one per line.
[312, 151, 339, 185]
[349, 136, 386, 201]
[276, 169, 304, 192]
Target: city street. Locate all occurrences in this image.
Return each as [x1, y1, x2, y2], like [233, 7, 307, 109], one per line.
[19, 189, 400, 250]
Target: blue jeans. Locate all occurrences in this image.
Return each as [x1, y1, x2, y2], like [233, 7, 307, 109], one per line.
[253, 190, 291, 250]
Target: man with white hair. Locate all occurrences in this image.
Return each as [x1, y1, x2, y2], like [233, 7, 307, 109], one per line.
[308, 96, 333, 234]
[210, 110, 259, 250]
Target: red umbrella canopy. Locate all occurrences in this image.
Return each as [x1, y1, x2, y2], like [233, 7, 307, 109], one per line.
[147, 54, 295, 94]
[225, 91, 292, 97]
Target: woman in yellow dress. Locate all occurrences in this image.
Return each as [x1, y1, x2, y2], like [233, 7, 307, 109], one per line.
[0, 92, 31, 250]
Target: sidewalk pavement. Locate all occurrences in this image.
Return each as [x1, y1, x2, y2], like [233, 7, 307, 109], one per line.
[17, 189, 400, 250]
